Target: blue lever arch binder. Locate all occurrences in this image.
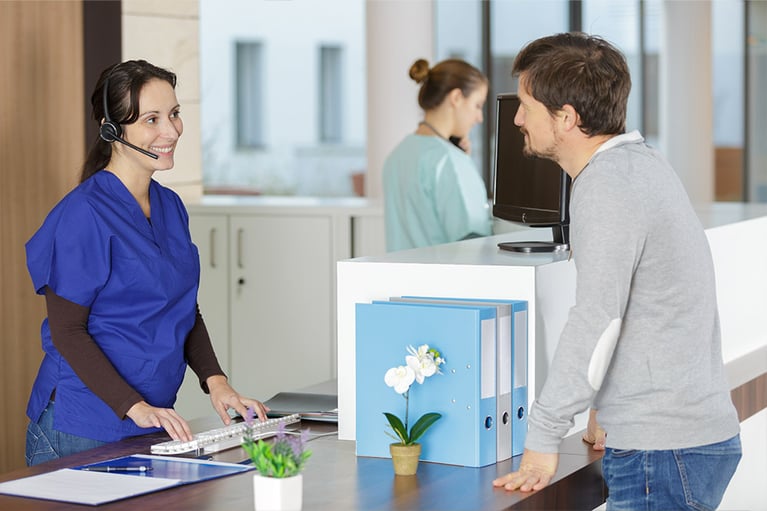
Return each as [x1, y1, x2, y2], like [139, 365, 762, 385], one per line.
[355, 301, 497, 467]
[397, 296, 529, 457]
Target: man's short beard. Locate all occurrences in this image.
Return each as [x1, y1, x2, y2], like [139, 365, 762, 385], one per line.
[523, 137, 558, 162]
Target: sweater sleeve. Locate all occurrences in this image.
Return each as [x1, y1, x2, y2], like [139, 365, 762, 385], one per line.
[45, 287, 143, 419]
[184, 305, 226, 393]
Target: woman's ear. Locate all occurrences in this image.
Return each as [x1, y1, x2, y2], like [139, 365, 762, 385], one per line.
[447, 87, 464, 107]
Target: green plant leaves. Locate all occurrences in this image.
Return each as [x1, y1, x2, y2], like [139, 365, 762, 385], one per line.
[242, 437, 312, 478]
[383, 412, 408, 444]
[409, 412, 441, 443]
[383, 411, 442, 445]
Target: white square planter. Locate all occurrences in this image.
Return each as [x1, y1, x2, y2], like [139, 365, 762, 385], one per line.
[253, 473, 303, 511]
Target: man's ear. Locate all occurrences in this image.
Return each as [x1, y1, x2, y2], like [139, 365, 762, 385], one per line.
[559, 104, 580, 132]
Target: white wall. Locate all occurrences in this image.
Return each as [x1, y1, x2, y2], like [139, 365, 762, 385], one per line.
[364, 0, 434, 199]
[122, 0, 203, 202]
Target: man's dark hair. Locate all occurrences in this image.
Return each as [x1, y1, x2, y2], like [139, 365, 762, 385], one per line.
[512, 32, 631, 136]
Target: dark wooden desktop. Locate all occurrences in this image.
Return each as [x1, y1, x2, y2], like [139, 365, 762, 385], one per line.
[0, 416, 605, 511]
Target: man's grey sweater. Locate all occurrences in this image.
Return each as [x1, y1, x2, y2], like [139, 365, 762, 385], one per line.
[525, 131, 740, 453]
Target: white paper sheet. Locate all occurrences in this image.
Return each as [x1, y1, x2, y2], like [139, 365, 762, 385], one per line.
[0, 468, 181, 506]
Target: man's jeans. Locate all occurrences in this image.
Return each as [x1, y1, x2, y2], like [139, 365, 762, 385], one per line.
[26, 400, 107, 466]
[603, 434, 742, 511]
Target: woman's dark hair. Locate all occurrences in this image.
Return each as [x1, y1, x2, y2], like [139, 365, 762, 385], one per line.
[410, 58, 487, 111]
[512, 32, 631, 137]
[81, 60, 177, 182]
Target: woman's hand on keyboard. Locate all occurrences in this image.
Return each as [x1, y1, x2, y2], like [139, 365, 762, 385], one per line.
[206, 375, 270, 425]
[126, 401, 194, 442]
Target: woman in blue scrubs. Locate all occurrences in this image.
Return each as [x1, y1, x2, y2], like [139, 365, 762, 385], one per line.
[24, 60, 268, 465]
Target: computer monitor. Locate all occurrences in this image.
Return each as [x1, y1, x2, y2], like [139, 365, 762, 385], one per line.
[492, 93, 571, 253]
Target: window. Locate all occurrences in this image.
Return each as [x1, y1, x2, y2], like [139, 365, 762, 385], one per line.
[236, 42, 265, 149]
[200, 0, 365, 196]
[319, 45, 343, 143]
[434, 0, 756, 204]
[713, 0, 745, 201]
[582, 0, 646, 138]
[746, 0, 766, 201]
[488, 0, 569, 186]
[435, 0, 570, 189]
[435, 0, 486, 181]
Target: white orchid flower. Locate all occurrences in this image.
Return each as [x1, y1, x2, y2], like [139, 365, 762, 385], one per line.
[407, 344, 429, 359]
[384, 365, 415, 394]
[406, 353, 436, 383]
[406, 344, 441, 384]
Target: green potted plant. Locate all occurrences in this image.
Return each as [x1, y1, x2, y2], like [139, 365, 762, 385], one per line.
[383, 344, 445, 475]
[241, 408, 312, 510]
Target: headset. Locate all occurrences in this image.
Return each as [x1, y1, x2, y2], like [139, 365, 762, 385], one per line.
[99, 68, 159, 159]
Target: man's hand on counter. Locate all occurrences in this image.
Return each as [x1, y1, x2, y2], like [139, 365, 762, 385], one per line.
[582, 408, 606, 450]
[492, 449, 559, 492]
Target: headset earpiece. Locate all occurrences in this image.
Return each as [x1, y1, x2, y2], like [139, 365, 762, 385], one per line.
[99, 120, 121, 143]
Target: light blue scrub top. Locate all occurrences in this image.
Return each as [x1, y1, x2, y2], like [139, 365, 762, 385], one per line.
[25, 170, 200, 442]
[382, 134, 492, 251]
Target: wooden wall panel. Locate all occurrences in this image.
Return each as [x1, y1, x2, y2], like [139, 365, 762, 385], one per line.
[0, 0, 84, 473]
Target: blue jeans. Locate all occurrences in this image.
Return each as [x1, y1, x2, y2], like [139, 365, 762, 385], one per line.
[603, 435, 742, 511]
[25, 400, 107, 466]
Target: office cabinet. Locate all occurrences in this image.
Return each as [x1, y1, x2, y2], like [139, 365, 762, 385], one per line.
[174, 214, 231, 419]
[227, 214, 334, 402]
[174, 197, 384, 419]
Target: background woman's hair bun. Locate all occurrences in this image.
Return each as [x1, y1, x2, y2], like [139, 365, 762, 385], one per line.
[409, 59, 430, 84]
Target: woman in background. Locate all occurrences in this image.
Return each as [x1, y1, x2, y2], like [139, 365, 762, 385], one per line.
[383, 58, 492, 252]
[24, 60, 268, 465]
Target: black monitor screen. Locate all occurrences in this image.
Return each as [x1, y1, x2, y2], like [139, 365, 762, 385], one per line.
[492, 93, 570, 227]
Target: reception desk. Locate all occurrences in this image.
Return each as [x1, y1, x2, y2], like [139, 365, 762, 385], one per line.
[0, 416, 608, 511]
[336, 202, 767, 509]
[1, 204, 764, 510]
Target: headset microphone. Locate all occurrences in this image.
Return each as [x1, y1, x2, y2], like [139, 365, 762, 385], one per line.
[99, 73, 159, 160]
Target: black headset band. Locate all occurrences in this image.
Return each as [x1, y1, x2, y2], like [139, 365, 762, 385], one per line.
[100, 66, 121, 142]
[102, 74, 113, 124]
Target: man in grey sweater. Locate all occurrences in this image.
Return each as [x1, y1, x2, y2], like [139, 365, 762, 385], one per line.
[493, 33, 741, 510]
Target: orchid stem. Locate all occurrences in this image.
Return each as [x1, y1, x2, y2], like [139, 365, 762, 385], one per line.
[404, 389, 410, 437]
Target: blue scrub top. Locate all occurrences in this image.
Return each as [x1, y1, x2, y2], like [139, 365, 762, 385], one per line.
[25, 170, 200, 442]
[382, 134, 492, 251]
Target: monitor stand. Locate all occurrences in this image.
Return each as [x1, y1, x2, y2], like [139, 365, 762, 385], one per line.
[498, 225, 569, 253]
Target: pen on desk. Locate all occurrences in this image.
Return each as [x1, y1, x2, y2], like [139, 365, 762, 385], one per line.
[82, 466, 152, 472]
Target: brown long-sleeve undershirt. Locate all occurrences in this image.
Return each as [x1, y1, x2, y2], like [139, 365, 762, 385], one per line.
[44, 287, 226, 419]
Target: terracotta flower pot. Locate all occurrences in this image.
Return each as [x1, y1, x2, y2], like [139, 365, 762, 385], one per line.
[389, 443, 422, 476]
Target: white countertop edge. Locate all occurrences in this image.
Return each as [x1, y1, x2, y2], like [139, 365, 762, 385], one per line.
[725, 344, 767, 390]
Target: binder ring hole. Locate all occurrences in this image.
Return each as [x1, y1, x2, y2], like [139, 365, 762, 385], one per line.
[502, 411, 510, 425]
[484, 416, 494, 430]
[517, 406, 525, 420]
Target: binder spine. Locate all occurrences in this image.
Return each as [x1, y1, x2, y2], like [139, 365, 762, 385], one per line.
[512, 305, 529, 456]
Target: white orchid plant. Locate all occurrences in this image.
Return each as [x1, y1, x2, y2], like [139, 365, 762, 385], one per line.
[383, 344, 445, 446]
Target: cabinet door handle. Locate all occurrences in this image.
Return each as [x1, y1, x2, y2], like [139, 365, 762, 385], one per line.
[209, 228, 217, 268]
[237, 228, 244, 269]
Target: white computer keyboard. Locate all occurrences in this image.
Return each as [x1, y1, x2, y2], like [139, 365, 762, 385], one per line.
[150, 413, 301, 455]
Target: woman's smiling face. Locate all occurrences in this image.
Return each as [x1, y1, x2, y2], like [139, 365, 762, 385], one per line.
[120, 78, 183, 171]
